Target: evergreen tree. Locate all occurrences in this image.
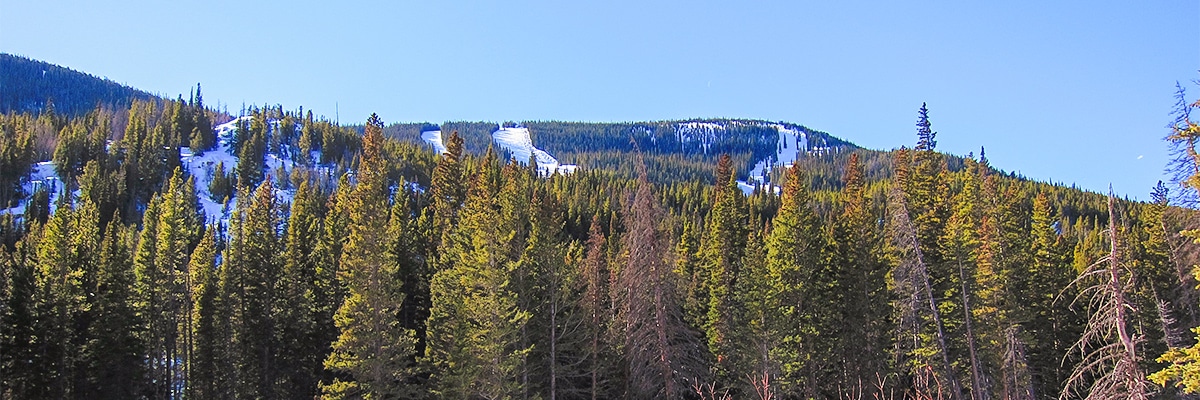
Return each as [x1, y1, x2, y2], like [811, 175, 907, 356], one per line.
[186, 228, 219, 400]
[237, 110, 268, 190]
[941, 156, 988, 400]
[894, 103, 963, 399]
[1027, 191, 1077, 397]
[426, 155, 531, 399]
[133, 168, 201, 398]
[523, 187, 586, 399]
[272, 180, 327, 399]
[0, 232, 43, 398]
[84, 219, 144, 399]
[323, 114, 419, 399]
[32, 196, 85, 398]
[313, 174, 352, 389]
[830, 152, 891, 396]
[764, 166, 834, 397]
[189, 83, 216, 153]
[699, 154, 748, 389]
[223, 180, 283, 399]
[581, 214, 618, 399]
[427, 130, 466, 259]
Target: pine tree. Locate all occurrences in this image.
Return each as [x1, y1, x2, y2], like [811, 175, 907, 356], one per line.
[426, 154, 531, 399]
[32, 196, 85, 397]
[738, 225, 777, 397]
[271, 179, 327, 399]
[313, 174, 352, 389]
[1026, 191, 1077, 398]
[894, 103, 962, 399]
[322, 114, 419, 399]
[389, 181, 430, 353]
[78, 218, 142, 399]
[171, 98, 194, 148]
[764, 166, 832, 397]
[131, 168, 201, 399]
[186, 228, 219, 400]
[941, 156, 988, 400]
[223, 180, 283, 399]
[190, 83, 215, 153]
[237, 110, 268, 190]
[522, 187, 587, 400]
[0, 231, 44, 398]
[699, 154, 748, 389]
[889, 185, 960, 399]
[830, 152, 890, 396]
[427, 130, 466, 259]
[133, 194, 169, 398]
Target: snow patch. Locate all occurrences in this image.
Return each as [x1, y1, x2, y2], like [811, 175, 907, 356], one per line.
[491, 125, 577, 176]
[421, 130, 448, 154]
[1, 161, 64, 217]
[184, 115, 324, 226]
[182, 140, 239, 225]
[676, 122, 726, 154]
[745, 124, 808, 188]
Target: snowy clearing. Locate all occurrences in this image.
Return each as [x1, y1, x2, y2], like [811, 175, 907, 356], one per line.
[421, 130, 448, 155]
[491, 126, 577, 176]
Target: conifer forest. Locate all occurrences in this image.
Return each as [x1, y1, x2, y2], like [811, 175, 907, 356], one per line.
[5, 55, 1200, 400]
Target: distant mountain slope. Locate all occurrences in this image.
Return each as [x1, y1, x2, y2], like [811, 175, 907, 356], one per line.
[0, 53, 161, 116]
[385, 118, 861, 189]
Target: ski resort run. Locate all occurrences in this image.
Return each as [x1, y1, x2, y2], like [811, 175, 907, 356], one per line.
[421, 125, 576, 175]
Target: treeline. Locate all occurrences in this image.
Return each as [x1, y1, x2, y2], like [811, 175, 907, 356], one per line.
[380, 118, 857, 185]
[3, 98, 1200, 400]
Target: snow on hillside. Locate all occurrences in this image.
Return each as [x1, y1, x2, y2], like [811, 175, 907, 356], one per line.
[738, 124, 807, 195]
[184, 116, 311, 226]
[421, 130, 448, 154]
[0, 161, 68, 217]
[676, 121, 726, 154]
[491, 126, 577, 175]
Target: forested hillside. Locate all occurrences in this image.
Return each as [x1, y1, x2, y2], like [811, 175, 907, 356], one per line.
[0, 54, 160, 117]
[3, 61, 1200, 400]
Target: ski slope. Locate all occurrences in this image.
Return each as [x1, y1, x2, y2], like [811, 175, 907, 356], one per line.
[738, 124, 807, 195]
[421, 130, 448, 154]
[491, 126, 577, 175]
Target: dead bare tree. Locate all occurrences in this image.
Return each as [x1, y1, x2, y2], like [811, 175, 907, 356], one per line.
[748, 371, 776, 400]
[615, 161, 706, 399]
[1001, 325, 1034, 400]
[1059, 194, 1149, 400]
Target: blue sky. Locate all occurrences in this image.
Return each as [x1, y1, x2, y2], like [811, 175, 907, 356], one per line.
[2, 1, 1197, 199]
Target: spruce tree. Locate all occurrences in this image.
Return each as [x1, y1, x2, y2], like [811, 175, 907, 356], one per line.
[830, 152, 890, 396]
[32, 196, 84, 398]
[272, 180, 327, 399]
[0, 230, 45, 398]
[764, 166, 833, 397]
[223, 180, 283, 399]
[426, 154, 531, 399]
[189, 83, 215, 153]
[427, 130, 466, 258]
[322, 114, 419, 399]
[84, 219, 144, 399]
[699, 154, 748, 390]
[186, 228, 219, 400]
[581, 214, 617, 399]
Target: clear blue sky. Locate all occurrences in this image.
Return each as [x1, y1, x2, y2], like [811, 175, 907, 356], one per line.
[3, 1, 1197, 199]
